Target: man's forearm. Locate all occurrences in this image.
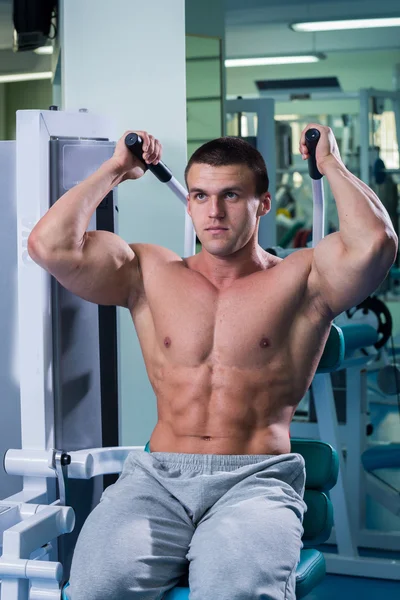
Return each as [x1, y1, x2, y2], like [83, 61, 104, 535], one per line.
[29, 157, 124, 256]
[323, 157, 398, 252]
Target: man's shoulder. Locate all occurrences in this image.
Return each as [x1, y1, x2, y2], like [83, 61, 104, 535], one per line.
[269, 247, 313, 274]
[129, 242, 184, 271]
[271, 248, 319, 313]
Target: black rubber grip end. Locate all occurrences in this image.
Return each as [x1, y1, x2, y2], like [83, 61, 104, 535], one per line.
[124, 133, 172, 183]
[305, 128, 323, 180]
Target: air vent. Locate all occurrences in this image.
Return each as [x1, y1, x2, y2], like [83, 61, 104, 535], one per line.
[255, 77, 343, 100]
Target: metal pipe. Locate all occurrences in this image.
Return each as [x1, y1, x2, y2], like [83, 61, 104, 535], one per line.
[304, 128, 325, 246]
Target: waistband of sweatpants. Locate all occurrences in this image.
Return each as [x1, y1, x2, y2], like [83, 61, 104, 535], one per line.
[147, 451, 304, 470]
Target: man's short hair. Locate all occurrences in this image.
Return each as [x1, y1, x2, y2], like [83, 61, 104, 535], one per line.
[185, 136, 269, 196]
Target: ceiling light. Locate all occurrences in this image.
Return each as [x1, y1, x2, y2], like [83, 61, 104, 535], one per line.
[34, 45, 54, 55]
[225, 55, 323, 67]
[0, 72, 53, 84]
[275, 114, 301, 121]
[291, 17, 400, 32]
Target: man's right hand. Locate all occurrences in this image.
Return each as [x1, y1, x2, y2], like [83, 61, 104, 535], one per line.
[112, 130, 163, 182]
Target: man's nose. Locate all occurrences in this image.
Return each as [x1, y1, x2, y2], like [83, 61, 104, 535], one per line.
[209, 197, 225, 218]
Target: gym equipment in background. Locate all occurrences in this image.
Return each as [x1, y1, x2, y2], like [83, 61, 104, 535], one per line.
[226, 97, 276, 249]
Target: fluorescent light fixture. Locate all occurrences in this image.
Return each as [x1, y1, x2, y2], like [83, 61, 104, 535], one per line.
[275, 114, 300, 121]
[225, 55, 323, 67]
[0, 71, 53, 84]
[34, 45, 53, 55]
[291, 17, 400, 32]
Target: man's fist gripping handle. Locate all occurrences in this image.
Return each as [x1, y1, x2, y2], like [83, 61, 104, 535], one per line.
[305, 128, 323, 181]
[125, 133, 172, 184]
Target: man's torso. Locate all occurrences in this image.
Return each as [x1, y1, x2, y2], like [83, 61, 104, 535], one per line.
[129, 244, 332, 455]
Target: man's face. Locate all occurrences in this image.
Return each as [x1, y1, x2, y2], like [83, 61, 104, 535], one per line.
[186, 163, 271, 257]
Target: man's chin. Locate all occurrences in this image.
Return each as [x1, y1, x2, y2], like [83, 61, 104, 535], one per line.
[202, 242, 235, 257]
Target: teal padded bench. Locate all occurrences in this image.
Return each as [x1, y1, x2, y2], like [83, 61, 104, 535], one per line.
[62, 323, 342, 599]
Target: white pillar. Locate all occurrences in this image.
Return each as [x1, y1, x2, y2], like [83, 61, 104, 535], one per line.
[0, 83, 6, 139]
[59, 0, 187, 446]
[0, 141, 22, 501]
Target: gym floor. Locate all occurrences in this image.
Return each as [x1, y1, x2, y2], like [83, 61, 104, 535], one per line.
[306, 394, 400, 600]
[305, 572, 400, 600]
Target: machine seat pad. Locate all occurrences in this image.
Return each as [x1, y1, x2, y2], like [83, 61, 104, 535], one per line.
[295, 548, 326, 599]
[362, 444, 400, 472]
[290, 439, 339, 490]
[341, 324, 378, 356]
[316, 323, 344, 373]
[302, 490, 333, 545]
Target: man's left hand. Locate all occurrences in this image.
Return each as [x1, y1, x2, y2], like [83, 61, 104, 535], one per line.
[299, 124, 344, 175]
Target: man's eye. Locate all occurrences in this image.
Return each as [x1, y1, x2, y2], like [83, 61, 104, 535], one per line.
[225, 192, 237, 199]
[196, 193, 206, 200]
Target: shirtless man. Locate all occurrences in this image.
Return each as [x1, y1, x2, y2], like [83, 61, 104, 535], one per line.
[28, 125, 397, 600]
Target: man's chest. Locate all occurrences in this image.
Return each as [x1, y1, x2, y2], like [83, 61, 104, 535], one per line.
[133, 261, 314, 369]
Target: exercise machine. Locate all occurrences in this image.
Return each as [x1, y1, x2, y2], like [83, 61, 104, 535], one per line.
[287, 132, 400, 577]
[0, 113, 334, 598]
[0, 108, 194, 599]
[0, 111, 392, 598]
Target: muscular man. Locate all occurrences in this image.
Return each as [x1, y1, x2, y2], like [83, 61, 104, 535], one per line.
[28, 125, 397, 600]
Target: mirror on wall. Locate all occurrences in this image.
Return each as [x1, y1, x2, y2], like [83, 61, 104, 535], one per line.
[186, 34, 224, 253]
[186, 34, 224, 159]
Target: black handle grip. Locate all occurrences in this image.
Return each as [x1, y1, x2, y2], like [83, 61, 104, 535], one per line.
[305, 128, 323, 180]
[124, 133, 172, 183]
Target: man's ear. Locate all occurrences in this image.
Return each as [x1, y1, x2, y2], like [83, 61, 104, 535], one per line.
[258, 192, 271, 216]
[187, 195, 191, 216]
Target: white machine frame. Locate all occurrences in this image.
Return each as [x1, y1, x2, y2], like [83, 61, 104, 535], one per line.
[291, 360, 400, 579]
[0, 109, 115, 600]
[0, 109, 195, 600]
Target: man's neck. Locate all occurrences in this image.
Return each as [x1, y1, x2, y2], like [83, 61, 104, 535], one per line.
[190, 245, 269, 289]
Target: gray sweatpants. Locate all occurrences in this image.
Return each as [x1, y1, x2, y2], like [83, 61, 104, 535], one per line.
[67, 449, 306, 600]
